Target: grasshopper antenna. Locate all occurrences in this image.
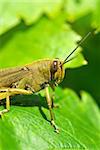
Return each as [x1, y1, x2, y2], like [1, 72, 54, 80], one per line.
[62, 31, 91, 65]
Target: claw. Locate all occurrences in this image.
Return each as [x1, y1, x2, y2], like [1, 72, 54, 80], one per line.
[51, 120, 60, 133]
[0, 109, 9, 117]
[52, 103, 59, 108]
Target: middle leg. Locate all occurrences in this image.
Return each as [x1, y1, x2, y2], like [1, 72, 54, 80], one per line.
[45, 87, 59, 133]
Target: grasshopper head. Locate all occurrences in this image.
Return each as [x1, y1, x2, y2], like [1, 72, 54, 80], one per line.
[50, 59, 65, 86]
[50, 32, 91, 88]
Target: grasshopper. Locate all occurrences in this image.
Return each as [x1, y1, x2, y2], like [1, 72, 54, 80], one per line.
[0, 32, 91, 133]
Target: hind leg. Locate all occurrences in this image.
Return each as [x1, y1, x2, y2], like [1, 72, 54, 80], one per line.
[0, 88, 32, 116]
[0, 92, 10, 116]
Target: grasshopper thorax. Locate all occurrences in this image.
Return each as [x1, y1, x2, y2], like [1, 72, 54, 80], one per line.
[50, 59, 65, 87]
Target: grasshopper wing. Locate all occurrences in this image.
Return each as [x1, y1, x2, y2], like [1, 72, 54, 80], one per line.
[0, 66, 31, 87]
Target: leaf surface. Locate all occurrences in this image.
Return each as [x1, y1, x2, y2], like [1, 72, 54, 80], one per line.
[0, 87, 100, 150]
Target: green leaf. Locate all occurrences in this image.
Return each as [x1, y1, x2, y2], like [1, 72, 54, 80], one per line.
[65, 0, 96, 20]
[0, 15, 85, 69]
[92, 0, 100, 31]
[0, 87, 100, 149]
[0, 0, 62, 34]
[65, 0, 100, 30]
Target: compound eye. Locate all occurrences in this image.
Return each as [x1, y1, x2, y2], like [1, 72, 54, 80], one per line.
[52, 61, 58, 72]
[50, 60, 58, 81]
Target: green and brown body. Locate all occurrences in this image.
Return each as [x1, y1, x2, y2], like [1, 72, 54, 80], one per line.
[0, 59, 65, 133]
[0, 59, 65, 92]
